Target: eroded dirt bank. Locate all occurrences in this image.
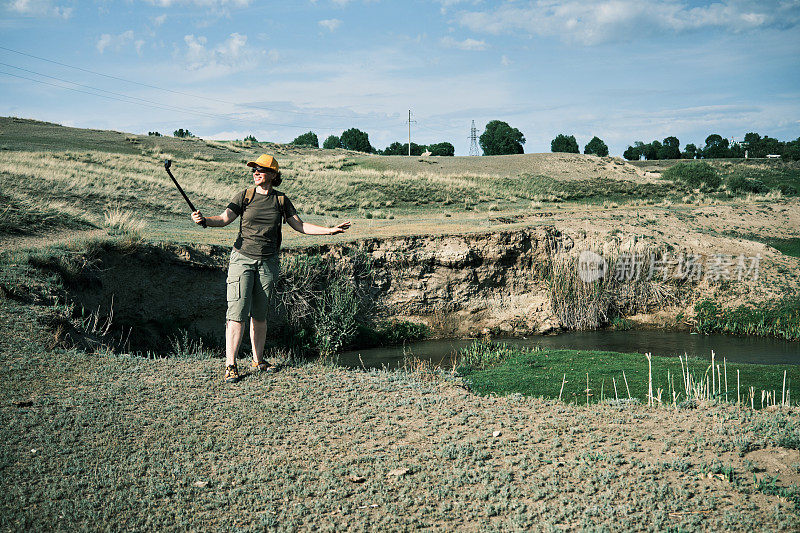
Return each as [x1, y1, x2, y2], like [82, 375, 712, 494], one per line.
[60, 222, 793, 348]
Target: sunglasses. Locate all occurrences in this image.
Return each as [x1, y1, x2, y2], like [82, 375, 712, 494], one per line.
[251, 166, 272, 174]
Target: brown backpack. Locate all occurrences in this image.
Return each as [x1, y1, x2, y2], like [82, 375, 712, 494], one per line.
[241, 187, 287, 221]
[239, 187, 288, 235]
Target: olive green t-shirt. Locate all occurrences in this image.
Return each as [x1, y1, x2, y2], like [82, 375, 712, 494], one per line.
[227, 189, 297, 259]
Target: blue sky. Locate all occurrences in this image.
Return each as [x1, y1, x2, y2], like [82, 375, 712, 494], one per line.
[1, 0, 799, 156]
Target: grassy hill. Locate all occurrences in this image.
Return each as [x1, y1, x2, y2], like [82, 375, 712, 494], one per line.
[6, 116, 797, 249]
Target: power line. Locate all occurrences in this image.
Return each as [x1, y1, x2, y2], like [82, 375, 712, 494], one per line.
[0, 63, 238, 123]
[0, 46, 471, 148]
[0, 44, 371, 121]
[0, 70, 330, 130]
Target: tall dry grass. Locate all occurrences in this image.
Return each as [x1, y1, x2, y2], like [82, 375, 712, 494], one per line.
[103, 206, 146, 237]
[548, 239, 679, 330]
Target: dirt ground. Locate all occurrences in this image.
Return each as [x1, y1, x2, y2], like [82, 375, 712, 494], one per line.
[2, 336, 799, 530]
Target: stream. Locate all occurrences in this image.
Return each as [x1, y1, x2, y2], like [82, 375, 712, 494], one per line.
[339, 330, 800, 369]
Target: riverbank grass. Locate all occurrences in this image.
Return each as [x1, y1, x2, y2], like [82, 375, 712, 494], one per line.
[458, 342, 799, 407]
[695, 298, 800, 341]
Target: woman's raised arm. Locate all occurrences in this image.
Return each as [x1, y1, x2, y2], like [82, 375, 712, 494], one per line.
[287, 214, 351, 235]
[191, 208, 238, 227]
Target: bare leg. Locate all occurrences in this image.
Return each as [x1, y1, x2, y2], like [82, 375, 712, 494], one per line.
[226, 320, 245, 366]
[250, 318, 267, 364]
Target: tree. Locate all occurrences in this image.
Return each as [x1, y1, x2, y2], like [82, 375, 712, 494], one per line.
[658, 136, 681, 159]
[480, 120, 525, 155]
[643, 140, 661, 160]
[623, 143, 643, 161]
[729, 142, 745, 158]
[550, 134, 579, 154]
[173, 128, 194, 138]
[759, 136, 783, 157]
[244, 134, 257, 142]
[381, 142, 427, 156]
[682, 143, 698, 159]
[744, 132, 761, 145]
[148, 131, 162, 136]
[291, 131, 319, 148]
[323, 135, 341, 149]
[427, 142, 455, 156]
[703, 134, 729, 158]
[381, 142, 405, 155]
[583, 136, 608, 156]
[784, 137, 800, 161]
[340, 128, 373, 153]
[404, 142, 427, 156]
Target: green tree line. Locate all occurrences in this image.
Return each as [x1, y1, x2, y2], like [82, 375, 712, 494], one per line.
[170, 123, 799, 160]
[623, 133, 800, 161]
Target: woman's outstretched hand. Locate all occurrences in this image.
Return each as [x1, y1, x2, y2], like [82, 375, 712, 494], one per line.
[329, 221, 351, 235]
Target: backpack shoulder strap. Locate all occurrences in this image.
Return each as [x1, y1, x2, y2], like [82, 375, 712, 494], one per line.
[273, 189, 287, 224]
[243, 187, 257, 209]
[238, 187, 256, 235]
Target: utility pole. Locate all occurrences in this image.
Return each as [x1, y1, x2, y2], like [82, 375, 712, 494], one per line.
[406, 110, 416, 156]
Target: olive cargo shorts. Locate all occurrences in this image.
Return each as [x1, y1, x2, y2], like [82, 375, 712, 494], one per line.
[226, 249, 280, 322]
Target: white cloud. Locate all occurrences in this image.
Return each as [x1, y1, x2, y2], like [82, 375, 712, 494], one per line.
[8, 0, 72, 18]
[180, 32, 259, 77]
[153, 14, 167, 26]
[456, 1, 800, 46]
[433, 0, 477, 14]
[501, 55, 511, 66]
[143, 0, 251, 6]
[318, 18, 342, 32]
[96, 30, 135, 54]
[440, 36, 487, 50]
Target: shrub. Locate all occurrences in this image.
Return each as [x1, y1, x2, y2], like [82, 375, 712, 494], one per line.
[277, 250, 374, 354]
[381, 142, 426, 156]
[323, 135, 341, 149]
[584, 136, 609, 157]
[662, 162, 721, 188]
[173, 128, 194, 138]
[312, 277, 360, 355]
[427, 142, 455, 156]
[340, 128, 373, 153]
[727, 175, 767, 194]
[551, 134, 579, 154]
[244, 134, 257, 143]
[291, 132, 319, 148]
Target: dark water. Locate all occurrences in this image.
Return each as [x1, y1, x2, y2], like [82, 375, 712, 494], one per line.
[339, 330, 800, 369]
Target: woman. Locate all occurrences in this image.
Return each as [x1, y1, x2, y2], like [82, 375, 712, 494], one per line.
[191, 154, 350, 383]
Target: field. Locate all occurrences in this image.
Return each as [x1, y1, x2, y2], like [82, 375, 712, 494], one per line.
[2, 117, 800, 530]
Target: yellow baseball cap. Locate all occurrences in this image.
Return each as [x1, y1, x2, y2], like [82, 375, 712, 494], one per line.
[246, 154, 279, 172]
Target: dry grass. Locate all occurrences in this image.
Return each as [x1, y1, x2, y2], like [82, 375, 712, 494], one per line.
[548, 239, 679, 330]
[103, 206, 146, 237]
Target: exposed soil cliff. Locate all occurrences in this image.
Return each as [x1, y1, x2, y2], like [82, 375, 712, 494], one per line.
[65, 226, 671, 350]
